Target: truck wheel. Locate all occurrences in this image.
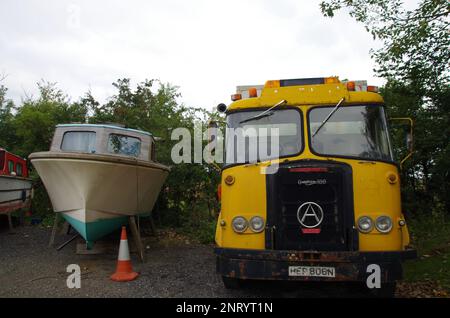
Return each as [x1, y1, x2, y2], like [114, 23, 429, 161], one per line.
[370, 282, 397, 298]
[222, 276, 241, 289]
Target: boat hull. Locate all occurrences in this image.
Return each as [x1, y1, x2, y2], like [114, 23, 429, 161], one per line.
[0, 176, 32, 214]
[30, 152, 169, 244]
[62, 212, 128, 243]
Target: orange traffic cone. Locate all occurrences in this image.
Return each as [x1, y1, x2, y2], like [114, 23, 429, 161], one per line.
[111, 226, 139, 282]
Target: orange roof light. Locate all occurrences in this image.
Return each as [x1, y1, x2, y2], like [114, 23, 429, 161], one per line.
[264, 80, 280, 88]
[346, 81, 356, 91]
[367, 85, 379, 93]
[231, 93, 242, 101]
[248, 87, 258, 98]
[324, 77, 340, 84]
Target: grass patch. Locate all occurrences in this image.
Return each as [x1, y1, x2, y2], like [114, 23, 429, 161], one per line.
[39, 213, 61, 228]
[179, 219, 217, 244]
[403, 214, 450, 290]
[156, 202, 218, 245]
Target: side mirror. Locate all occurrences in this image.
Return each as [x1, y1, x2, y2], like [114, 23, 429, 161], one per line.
[217, 103, 227, 113]
[390, 117, 414, 169]
[406, 131, 413, 152]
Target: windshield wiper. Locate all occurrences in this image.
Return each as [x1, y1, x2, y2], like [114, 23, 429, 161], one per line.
[239, 100, 287, 124]
[312, 97, 345, 138]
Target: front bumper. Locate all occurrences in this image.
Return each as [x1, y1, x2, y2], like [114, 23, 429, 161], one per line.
[215, 248, 417, 282]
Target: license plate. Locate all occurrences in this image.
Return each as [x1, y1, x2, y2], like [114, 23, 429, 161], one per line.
[288, 266, 336, 277]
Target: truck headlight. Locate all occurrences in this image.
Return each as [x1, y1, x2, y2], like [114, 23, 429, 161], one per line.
[375, 216, 393, 233]
[357, 216, 373, 233]
[249, 216, 265, 233]
[232, 216, 248, 233]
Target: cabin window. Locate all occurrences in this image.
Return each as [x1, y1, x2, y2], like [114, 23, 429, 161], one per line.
[0, 151, 4, 171]
[61, 131, 96, 153]
[8, 160, 14, 174]
[16, 163, 23, 176]
[107, 134, 141, 157]
[151, 143, 156, 161]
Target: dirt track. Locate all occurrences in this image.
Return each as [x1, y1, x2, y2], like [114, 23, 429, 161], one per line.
[0, 224, 446, 298]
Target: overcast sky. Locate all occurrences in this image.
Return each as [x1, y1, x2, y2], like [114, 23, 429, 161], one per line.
[1, 0, 387, 111]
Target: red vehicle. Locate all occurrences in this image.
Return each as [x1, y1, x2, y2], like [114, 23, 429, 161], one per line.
[0, 148, 30, 178]
[0, 148, 33, 225]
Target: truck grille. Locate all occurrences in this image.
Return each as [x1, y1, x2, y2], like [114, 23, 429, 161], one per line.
[266, 160, 357, 251]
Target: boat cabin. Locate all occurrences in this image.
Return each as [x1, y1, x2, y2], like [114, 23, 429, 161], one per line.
[50, 124, 156, 162]
[0, 148, 29, 178]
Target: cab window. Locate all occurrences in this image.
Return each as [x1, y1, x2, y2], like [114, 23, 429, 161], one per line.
[309, 105, 393, 161]
[225, 109, 303, 165]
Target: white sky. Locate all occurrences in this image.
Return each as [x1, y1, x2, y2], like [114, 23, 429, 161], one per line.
[0, 0, 387, 112]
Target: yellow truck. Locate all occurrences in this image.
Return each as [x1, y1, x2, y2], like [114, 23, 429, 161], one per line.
[213, 76, 416, 296]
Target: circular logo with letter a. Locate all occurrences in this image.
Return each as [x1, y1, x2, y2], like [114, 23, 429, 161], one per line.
[297, 202, 324, 229]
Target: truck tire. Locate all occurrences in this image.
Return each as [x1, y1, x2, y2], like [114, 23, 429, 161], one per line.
[369, 282, 397, 298]
[222, 276, 241, 289]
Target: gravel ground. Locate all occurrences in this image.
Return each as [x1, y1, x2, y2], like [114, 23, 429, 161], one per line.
[0, 222, 445, 298]
[0, 224, 227, 298]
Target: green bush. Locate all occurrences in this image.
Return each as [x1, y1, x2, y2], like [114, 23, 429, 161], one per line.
[1, 79, 221, 240]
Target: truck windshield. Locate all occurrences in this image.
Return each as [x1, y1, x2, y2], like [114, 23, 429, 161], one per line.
[309, 105, 393, 161]
[225, 109, 302, 165]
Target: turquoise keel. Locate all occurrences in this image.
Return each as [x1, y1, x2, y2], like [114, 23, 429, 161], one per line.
[61, 213, 128, 246]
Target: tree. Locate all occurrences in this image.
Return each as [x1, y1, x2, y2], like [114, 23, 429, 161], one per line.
[320, 0, 449, 94]
[0, 78, 221, 238]
[12, 80, 88, 156]
[0, 83, 17, 151]
[320, 0, 450, 215]
[382, 81, 450, 215]
[89, 79, 220, 235]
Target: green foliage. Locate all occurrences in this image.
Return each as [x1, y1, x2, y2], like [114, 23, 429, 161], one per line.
[30, 173, 53, 219]
[320, 2, 450, 291]
[7, 81, 88, 157]
[403, 214, 450, 289]
[88, 78, 221, 229]
[176, 204, 217, 244]
[382, 81, 450, 216]
[320, 0, 450, 217]
[0, 84, 17, 151]
[0, 78, 221, 239]
[1, 81, 90, 218]
[320, 0, 449, 93]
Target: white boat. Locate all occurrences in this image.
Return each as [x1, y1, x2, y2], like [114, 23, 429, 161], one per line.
[0, 148, 33, 218]
[29, 124, 170, 247]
